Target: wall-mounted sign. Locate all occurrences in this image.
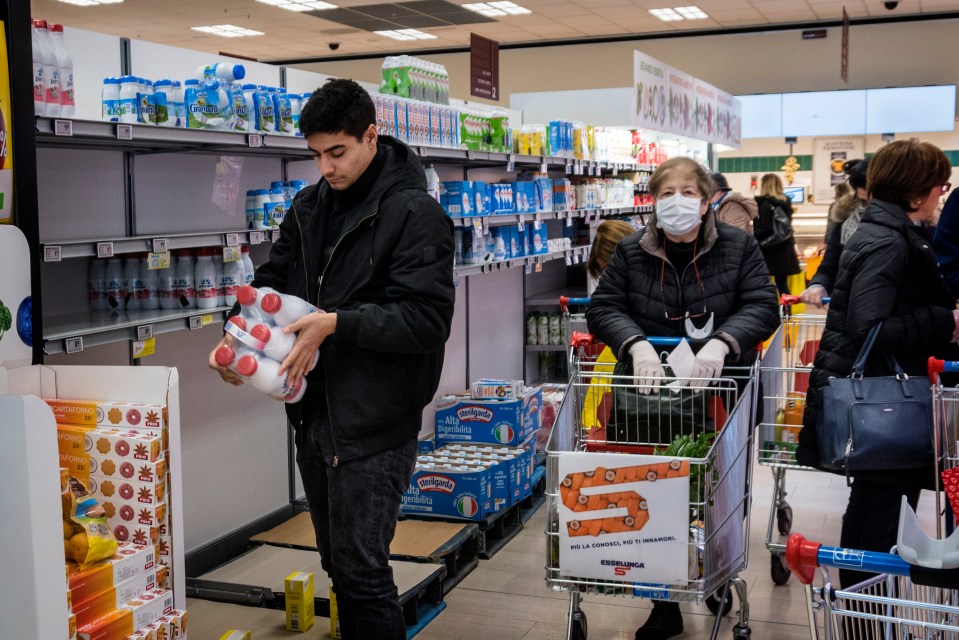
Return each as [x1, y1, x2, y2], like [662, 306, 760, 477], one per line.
[470, 33, 500, 101]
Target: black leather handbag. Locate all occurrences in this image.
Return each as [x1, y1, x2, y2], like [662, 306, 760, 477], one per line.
[607, 360, 711, 444]
[755, 202, 794, 249]
[816, 323, 935, 477]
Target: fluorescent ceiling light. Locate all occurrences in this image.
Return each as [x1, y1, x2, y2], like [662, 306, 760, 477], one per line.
[649, 8, 683, 21]
[57, 0, 124, 5]
[463, 2, 531, 17]
[675, 5, 708, 19]
[191, 24, 266, 38]
[374, 28, 437, 40]
[255, 0, 336, 11]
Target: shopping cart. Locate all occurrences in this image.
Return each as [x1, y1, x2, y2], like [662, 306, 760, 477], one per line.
[757, 293, 828, 585]
[559, 296, 602, 376]
[929, 357, 959, 539]
[786, 532, 959, 639]
[545, 335, 759, 640]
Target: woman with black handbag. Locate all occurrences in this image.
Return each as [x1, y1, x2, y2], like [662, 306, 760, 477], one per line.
[754, 173, 802, 296]
[586, 157, 779, 640]
[796, 139, 959, 589]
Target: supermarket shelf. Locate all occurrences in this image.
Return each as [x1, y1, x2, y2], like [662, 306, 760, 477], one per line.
[452, 246, 589, 278]
[525, 287, 587, 307]
[43, 305, 233, 355]
[36, 118, 649, 173]
[42, 229, 278, 260]
[525, 344, 567, 352]
[450, 205, 649, 228]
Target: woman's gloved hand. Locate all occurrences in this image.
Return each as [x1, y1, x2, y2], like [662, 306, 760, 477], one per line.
[629, 340, 665, 394]
[691, 338, 730, 381]
[799, 284, 828, 308]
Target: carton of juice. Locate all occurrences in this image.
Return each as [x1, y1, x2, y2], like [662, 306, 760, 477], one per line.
[285, 571, 315, 632]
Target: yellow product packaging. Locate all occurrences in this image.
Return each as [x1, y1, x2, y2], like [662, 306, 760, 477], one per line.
[69, 613, 77, 640]
[218, 632, 251, 640]
[284, 571, 315, 632]
[330, 585, 340, 639]
[64, 476, 118, 569]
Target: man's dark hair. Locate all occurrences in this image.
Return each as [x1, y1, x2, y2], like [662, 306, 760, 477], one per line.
[299, 78, 375, 140]
[843, 158, 870, 191]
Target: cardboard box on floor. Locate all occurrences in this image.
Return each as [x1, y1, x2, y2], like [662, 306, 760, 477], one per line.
[0, 364, 186, 613]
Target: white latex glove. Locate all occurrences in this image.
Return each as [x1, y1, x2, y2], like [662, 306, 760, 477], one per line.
[691, 339, 730, 382]
[799, 284, 827, 308]
[629, 340, 665, 395]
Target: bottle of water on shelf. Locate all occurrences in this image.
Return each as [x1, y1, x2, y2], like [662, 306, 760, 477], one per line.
[174, 249, 196, 308]
[34, 20, 60, 117]
[105, 257, 125, 310]
[139, 253, 159, 310]
[240, 246, 255, 285]
[123, 254, 143, 310]
[88, 259, 107, 311]
[195, 248, 218, 310]
[49, 24, 74, 117]
[157, 257, 177, 310]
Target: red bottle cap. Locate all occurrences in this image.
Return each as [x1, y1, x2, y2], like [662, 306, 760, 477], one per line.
[260, 293, 282, 314]
[214, 345, 236, 366]
[236, 285, 257, 306]
[34, 19, 48, 28]
[228, 315, 247, 331]
[249, 323, 272, 343]
[50, 24, 64, 32]
[236, 354, 258, 376]
[241, 246, 250, 254]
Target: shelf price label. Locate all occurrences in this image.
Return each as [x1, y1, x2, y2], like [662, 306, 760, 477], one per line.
[249, 231, 264, 245]
[147, 251, 170, 270]
[524, 264, 532, 275]
[116, 124, 133, 140]
[43, 245, 62, 262]
[152, 238, 168, 253]
[517, 217, 525, 233]
[132, 337, 156, 360]
[453, 277, 461, 289]
[566, 212, 573, 228]
[507, 154, 516, 172]
[272, 230, 281, 243]
[540, 158, 548, 174]
[97, 242, 114, 259]
[247, 134, 263, 148]
[54, 119, 73, 137]
[222, 246, 241, 263]
[188, 316, 203, 331]
[136, 324, 154, 341]
[65, 336, 83, 354]
[225, 233, 240, 247]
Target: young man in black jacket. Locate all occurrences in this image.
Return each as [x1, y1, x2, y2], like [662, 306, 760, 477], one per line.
[209, 79, 455, 639]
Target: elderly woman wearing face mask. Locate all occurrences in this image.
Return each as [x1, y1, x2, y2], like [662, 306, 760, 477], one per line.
[586, 157, 779, 640]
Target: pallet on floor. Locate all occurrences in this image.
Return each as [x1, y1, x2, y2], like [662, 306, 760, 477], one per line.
[251, 512, 481, 595]
[187, 545, 446, 635]
[519, 464, 547, 525]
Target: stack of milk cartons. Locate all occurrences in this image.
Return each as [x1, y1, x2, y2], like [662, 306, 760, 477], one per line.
[401, 380, 541, 521]
[47, 399, 177, 589]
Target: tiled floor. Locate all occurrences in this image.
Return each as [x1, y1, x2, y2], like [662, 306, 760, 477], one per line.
[188, 455, 941, 639]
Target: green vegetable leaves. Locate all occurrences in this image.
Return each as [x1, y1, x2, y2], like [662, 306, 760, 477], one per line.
[0, 298, 11, 341]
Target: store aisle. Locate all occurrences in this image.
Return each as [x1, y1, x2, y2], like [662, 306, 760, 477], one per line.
[187, 454, 941, 639]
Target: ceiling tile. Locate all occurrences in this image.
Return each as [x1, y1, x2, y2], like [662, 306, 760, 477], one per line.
[525, 2, 593, 18]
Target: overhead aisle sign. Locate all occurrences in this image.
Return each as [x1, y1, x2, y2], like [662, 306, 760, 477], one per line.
[470, 33, 500, 101]
[633, 50, 741, 148]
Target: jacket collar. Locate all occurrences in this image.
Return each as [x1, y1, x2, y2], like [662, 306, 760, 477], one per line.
[862, 199, 916, 232]
[639, 209, 719, 260]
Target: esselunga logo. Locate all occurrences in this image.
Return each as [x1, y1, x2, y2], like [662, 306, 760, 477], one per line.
[416, 474, 455, 494]
[456, 406, 494, 423]
[494, 424, 515, 444]
[456, 495, 479, 518]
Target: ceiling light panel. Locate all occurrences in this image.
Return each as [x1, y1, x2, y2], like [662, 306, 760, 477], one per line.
[374, 28, 436, 40]
[489, 1, 531, 14]
[463, 2, 531, 17]
[191, 24, 266, 37]
[675, 6, 708, 19]
[57, 0, 124, 5]
[255, 0, 337, 11]
[649, 8, 683, 21]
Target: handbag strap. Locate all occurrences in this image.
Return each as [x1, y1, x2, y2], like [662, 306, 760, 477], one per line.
[851, 322, 906, 378]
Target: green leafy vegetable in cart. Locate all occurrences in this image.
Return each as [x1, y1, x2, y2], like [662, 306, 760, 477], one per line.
[0, 298, 11, 342]
[655, 432, 716, 515]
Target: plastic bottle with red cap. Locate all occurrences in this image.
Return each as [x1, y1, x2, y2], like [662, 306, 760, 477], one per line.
[259, 289, 320, 327]
[249, 322, 319, 369]
[235, 352, 307, 403]
[195, 247, 218, 309]
[174, 249, 196, 308]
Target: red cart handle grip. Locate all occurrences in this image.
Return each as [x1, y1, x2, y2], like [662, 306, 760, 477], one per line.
[785, 533, 822, 586]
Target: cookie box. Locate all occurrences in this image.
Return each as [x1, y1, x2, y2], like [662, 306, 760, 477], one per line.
[46, 399, 168, 430]
[58, 425, 163, 463]
[61, 452, 166, 486]
[148, 609, 187, 639]
[67, 542, 156, 604]
[120, 589, 174, 632]
[402, 462, 492, 520]
[94, 475, 166, 507]
[107, 519, 162, 547]
[125, 629, 154, 640]
[77, 608, 134, 640]
[73, 568, 160, 627]
[157, 535, 172, 565]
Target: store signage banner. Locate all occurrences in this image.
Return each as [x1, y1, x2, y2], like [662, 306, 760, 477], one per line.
[695, 80, 717, 142]
[668, 67, 696, 139]
[632, 51, 669, 132]
[813, 137, 864, 204]
[0, 23, 13, 225]
[714, 89, 741, 147]
[557, 451, 690, 584]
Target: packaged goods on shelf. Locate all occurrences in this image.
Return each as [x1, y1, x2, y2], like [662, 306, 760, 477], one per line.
[285, 571, 315, 632]
[471, 379, 525, 401]
[60, 443, 167, 487]
[47, 399, 168, 432]
[71, 567, 162, 627]
[67, 543, 157, 606]
[402, 460, 493, 520]
[435, 386, 541, 446]
[157, 535, 172, 567]
[374, 92, 459, 149]
[58, 425, 163, 463]
[77, 607, 133, 640]
[69, 612, 77, 639]
[380, 55, 450, 105]
[103, 500, 166, 530]
[145, 610, 187, 640]
[527, 224, 549, 255]
[120, 589, 175, 633]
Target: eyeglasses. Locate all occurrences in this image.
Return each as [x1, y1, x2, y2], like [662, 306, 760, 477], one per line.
[940, 183, 952, 194]
[660, 239, 708, 322]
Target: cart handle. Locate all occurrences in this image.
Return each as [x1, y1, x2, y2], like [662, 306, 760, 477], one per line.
[929, 357, 959, 383]
[569, 333, 683, 348]
[785, 533, 910, 586]
[781, 294, 830, 306]
[559, 296, 592, 312]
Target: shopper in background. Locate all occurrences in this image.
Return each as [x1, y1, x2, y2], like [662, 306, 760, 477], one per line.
[797, 139, 959, 589]
[209, 79, 455, 640]
[800, 159, 870, 306]
[586, 157, 779, 640]
[582, 219, 635, 428]
[754, 173, 802, 296]
[825, 181, 853, 241]
[709, 172, 758, 234]
[933, 189, 959, 296]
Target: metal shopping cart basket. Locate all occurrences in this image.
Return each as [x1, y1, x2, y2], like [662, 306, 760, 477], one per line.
[559, 296, 603, 377]
[786, 532, 959, 640]
[545, 337, 759, 640]
[758, 294, 828, 585]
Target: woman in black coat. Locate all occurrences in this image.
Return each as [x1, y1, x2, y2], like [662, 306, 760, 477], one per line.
[797, 139, 959, 588]
[754, 173, 802, 296]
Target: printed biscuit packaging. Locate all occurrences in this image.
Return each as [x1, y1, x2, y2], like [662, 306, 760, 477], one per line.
[67, 542, 156, 604]
[47, 399, 168, 430]
[58, 426, 163, 463]
[95, 474, 166, 507]
[77, 608, 134, 640]
[151, 609, 187, 639]
[103, 500, 166, 530]
[285, 571, 315, 632]
[72, 568, 160, 627]
[61, 451, 166, 487]
[120, 589, 174, 632]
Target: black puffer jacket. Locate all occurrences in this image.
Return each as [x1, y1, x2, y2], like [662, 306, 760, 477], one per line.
[797, 200, 958, 484]
[754, 195, 801, 277]
[586, 211, 780, 365]
[249, 136, 455, 462]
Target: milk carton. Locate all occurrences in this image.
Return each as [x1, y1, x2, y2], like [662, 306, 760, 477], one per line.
[442, 181, 473, 217]
[402, 461, 492, 520]
[527, 225, 549, 255]
[435, 387, 540, 446]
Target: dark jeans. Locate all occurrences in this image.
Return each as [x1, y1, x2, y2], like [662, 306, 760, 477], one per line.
[839, 478, 920, 588]
[294, 414, 418, 640]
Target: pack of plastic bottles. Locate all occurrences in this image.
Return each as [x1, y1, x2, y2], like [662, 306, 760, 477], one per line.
[216, 285, 321, 403]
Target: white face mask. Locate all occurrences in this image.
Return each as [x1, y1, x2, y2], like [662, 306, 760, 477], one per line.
[656, 193, 703, 236]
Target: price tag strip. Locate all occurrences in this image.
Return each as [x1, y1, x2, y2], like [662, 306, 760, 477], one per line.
[44, 246, 62, 262]
[97, 242, 114, 259]
[132, 337, 156, 360]
[152, 238, 168, 253]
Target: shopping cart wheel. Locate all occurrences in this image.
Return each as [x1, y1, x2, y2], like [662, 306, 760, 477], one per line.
[776, 504, 793, 536]
[770, 554, 791, 585]
[570, 612, 587, 640]
[732, 623, 751, 639]
[705, 588, 733, 616]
